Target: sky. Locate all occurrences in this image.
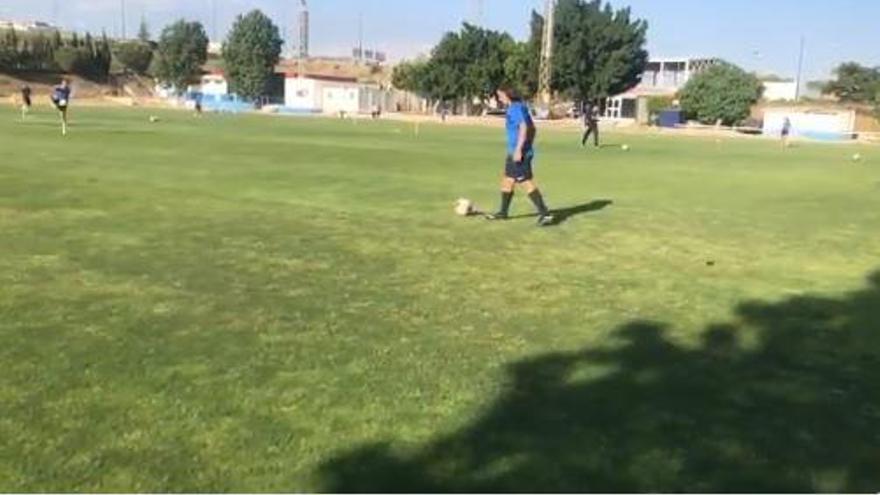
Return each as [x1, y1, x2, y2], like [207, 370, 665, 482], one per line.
[0, 0, 877, 81]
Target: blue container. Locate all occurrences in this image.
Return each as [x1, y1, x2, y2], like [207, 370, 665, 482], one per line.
[658, 109, 684, 128]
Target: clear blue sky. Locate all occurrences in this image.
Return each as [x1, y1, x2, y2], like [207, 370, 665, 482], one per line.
[1, 0, 877, 81]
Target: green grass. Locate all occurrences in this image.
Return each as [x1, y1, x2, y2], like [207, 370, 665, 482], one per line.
[1, 106, 879, 492]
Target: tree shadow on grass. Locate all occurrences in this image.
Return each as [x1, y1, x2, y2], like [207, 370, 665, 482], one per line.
[318, 271, 880, 492]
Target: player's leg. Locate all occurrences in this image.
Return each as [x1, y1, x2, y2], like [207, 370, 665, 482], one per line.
[519, 157, 553, 226]
[487, 157, 518, 220]
[581, 125, 591, 147]
[59, 107, 68, 135]
[592, 123, 600, 147]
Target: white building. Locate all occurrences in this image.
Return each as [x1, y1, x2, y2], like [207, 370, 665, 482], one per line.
[0, 19, 58, 33]
[762, 81, 798, 102]
[284, 73, 389, 115]
[604, 57, 721, 120]
[763, 108, 855, 141]
[197, 73, 229, 96]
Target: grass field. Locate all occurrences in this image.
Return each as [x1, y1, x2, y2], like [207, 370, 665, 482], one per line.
[2, 106, 879, 492]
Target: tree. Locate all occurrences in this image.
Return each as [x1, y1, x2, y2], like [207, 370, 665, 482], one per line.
[679, 63, 763, 126]
[503, 10, 543, 100]
[114, 40, 153, 74]
[823, 62, 880, 103]
[222, 10, 283, 100]
[155, 20, 209, 92]
[549, 0, 649, 100]
[137, 17, 151, 43]
[392, 59, 430, 95]
[415, 23, 517, 109]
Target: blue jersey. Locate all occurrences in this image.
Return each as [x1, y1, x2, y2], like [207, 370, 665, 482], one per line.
[505, 101, 534, 155]
[52, 86, 71, 103]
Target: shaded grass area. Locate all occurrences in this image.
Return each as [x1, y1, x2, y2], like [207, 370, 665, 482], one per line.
[1, 105, 879, 491]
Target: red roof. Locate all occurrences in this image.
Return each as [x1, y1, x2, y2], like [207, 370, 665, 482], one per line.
[284, 72, 358, 83]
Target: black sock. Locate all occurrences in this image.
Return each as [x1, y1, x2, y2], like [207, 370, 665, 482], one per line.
[500, 191, 514, 216]
[529, 190, 549, 216]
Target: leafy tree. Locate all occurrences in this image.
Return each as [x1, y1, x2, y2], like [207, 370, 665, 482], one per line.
[52, 30, 63, 49]
[155, 20, 209, 92]
[54, 46, 89, 74]
[138, 17, 151, 43]
[679, 62, 763, 126]
[222, 10, 283, 99]
[416, 23, 517, 107]
[549, 0, 649, 100]
[823, 62, 880, 103]
[503, 11, 543, 100]
[392, 59, 430, 95]
[114, 40, 153, 74]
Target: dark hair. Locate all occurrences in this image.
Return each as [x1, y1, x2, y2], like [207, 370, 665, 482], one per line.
[497, 85, 522, 102]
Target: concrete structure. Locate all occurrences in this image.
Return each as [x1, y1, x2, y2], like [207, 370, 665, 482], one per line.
[297, 0, 309, 59]
[194, 73, 229, 96]
[284, 73, 391, 115]
[0, 19, 59, 32]
[762, 81, 798, 102]
[605, 57, 721, 120]
[763, 108, 856, 141]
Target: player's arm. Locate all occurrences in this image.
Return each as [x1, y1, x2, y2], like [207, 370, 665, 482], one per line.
[514, 122, 528, 163]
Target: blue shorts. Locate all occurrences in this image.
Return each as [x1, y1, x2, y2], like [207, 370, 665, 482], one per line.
[505, 152, 534, 183]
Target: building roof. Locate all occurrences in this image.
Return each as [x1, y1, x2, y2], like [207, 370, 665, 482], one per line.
[284, 72, 358, 84]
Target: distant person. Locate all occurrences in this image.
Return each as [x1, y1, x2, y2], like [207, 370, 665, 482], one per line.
[581, 99, 600, 148]
[486, 86, 554, 227]
[50, 78, 72, 136]
[20, 84, 32, 119]
[781, 117, 792, 148]
[440, 103, 449, 123]
[194, 95, 203, 116]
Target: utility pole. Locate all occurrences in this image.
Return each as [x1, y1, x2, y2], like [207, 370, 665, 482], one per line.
[795, 35, 805, 102]
[120, 0, 126, 39]
[538, 0, 556, 109]
[357, 11, 364, 64]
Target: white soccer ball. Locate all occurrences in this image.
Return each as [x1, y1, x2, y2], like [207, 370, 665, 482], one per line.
[149, 115, 160, 123]
[852, 153, 862, 162]
[621, 144, 630, 151]
[58, 99, 67, 106]
[454, 198, 474, 217]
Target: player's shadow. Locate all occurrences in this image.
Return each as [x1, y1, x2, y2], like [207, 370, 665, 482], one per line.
[510, 199, 613, 225]
[317, 270, 880, 492]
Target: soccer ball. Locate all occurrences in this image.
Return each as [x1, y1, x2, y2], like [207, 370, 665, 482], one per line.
[58, 99, 67, 107]
[454, 198, 475, 217]
[852, 153, 862, 162]
[621, 144, 630, 151]
[149, 115, 160, 123]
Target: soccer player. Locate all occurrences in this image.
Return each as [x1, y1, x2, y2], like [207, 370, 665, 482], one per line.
[20, 84, 32, 119]
[51, 78, 72, 136]
[781, 116, 792, 148]
[581, 99, 600, 148]
[486, 86, 554, 227]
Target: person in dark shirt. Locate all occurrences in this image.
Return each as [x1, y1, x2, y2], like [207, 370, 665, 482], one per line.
[781, 116, 792, 148]
[20, 84, 32, 119]
[486, 86, 554, 227]
[581, 99, 600, 148]
[51, 78, 72, 136]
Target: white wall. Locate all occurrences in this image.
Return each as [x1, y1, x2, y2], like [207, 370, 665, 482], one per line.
[763, 109, 855, 141]
[200, 75, 228, 96]
[322, 86, 360, 115]
[762, 82, 798, 102]
[284, 78, 321, 110]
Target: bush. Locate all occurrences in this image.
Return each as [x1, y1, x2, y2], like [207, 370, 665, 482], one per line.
[54, 46, 89, 74]
[679, 63, 763, 126]
[114, 41, 153, 74]
[647, 95, 675, 116]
